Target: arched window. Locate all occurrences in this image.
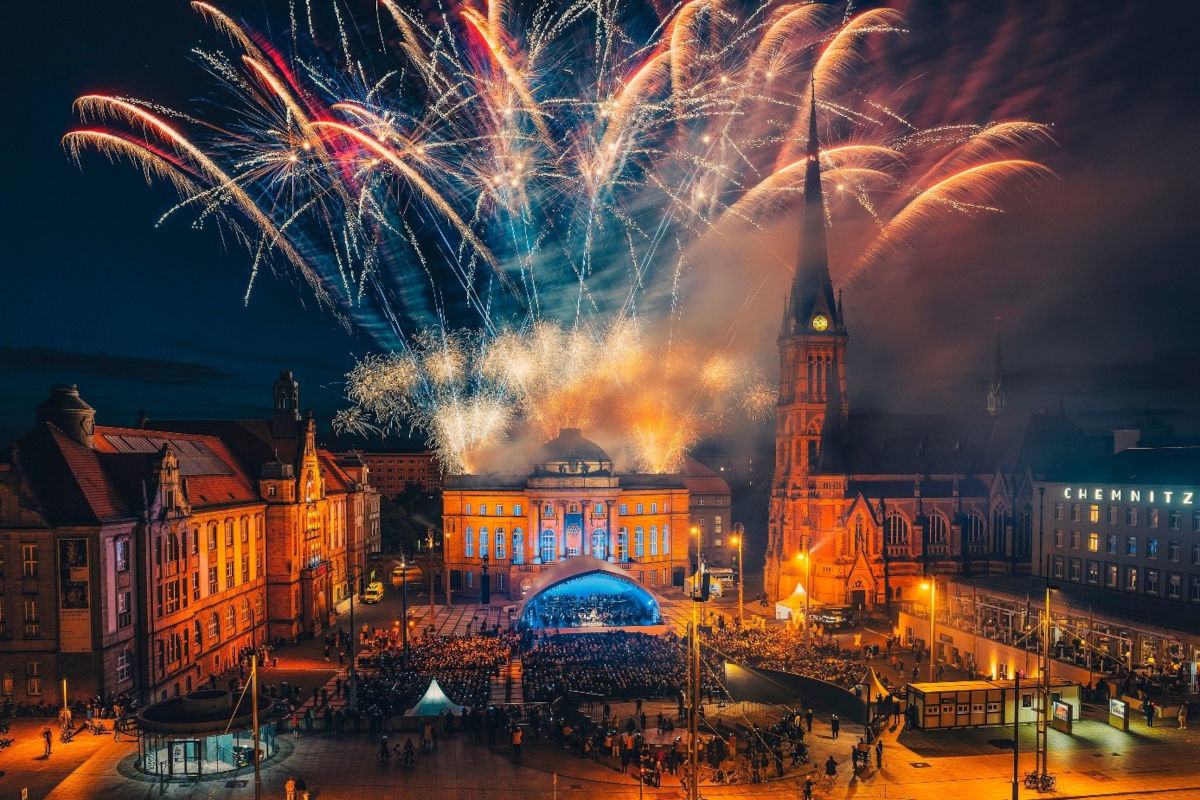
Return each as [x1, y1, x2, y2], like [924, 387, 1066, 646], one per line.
[992, 508, 1007, 556]
[479, 527, 490, 560]
[649, 525, 658, 556]
[241, 598, 251, 623]
[617, 528, 629, 562]
[927, 512, 949, 555]
[634, 526, 645, 558]
[227, 605, 236, 632]
[662, 525, 670, 554]
[966, 512, 987, 555]
[465, 526, 475, 558]
[193, 619, 202, 647]
[884, 512, 909, 555]
[540, 529, 556, 563]
[592, 529, 607, 560]
[512, 529, 524, 565]
[495, 528, 506, 560]
[1017, 507, 1033, 558]
[853, 516, 864, 555]
[209, 611, 220, 639]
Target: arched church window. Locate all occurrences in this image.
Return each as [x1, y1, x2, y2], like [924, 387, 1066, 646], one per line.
[992, 508, 1007, 556]
[854, 516, 865, 555]
[927, 512, 949, 555]
[966, 512, 987, 554]
[1017, 507, 1033, 558]
[884, 512, 909, 552]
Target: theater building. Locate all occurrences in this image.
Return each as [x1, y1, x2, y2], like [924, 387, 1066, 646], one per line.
[442, 429, 691, 600]
[765, 97, 1083, 608]
[0, 374, 378, 705]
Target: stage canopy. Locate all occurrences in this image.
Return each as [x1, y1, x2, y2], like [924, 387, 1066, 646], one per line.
[518, 555, 662, 629]
[404, 679, 465, 717]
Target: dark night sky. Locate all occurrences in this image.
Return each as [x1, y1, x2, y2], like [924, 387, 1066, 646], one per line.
[3, 0, 1199, 449]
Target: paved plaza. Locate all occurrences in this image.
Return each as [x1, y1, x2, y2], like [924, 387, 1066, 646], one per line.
[3, 589, 1199, 800]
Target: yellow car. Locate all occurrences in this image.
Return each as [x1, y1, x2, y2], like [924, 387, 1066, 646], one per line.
[362, 582, 385, 604]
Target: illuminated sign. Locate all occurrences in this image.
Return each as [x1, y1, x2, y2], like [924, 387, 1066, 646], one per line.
[1063, 486, 1195, 506]
[1110, 699, 1127, 717]
[1053, 701, 1071, 722]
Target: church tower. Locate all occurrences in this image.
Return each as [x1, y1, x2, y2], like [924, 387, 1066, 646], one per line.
[766, 82, 849, 601]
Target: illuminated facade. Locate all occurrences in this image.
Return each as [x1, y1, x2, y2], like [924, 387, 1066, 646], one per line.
[349, 450, 442, 495]
[442, 429, 690, 600]
[765, 97, 1083, 607]
[0, 375, 378, 705]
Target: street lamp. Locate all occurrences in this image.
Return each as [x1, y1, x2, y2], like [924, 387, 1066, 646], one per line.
[346, 563, 363, 710]
[399, 553, 410, 663]
[731, 525, 744, 626]
[797, 550, 812, 648]
[920, 578, 937, 682]
[1035, 584, 1059, 787]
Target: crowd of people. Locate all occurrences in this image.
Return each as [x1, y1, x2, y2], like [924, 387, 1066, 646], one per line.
[355, 632, 517, 717]
[523, 632, 692, 701]
[520, 591, 662, 629]
[701, 625, 868, 691]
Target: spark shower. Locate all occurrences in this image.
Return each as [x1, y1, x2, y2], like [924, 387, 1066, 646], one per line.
[65, 0, 1053, 473]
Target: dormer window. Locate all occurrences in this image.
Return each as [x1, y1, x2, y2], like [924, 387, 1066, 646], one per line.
[268, 485, 277, 497]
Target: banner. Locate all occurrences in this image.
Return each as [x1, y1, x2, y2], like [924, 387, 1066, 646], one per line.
[58, 538, 92, 652]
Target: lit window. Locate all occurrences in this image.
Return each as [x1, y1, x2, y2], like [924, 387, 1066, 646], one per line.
[1168, 573, 1182, 600]
[1147, 538, 1158, 559]
[1089, 505, 1100, 523]
[1088, 533, 1098, 552]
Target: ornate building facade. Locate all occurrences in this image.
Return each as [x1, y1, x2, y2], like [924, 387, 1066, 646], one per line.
[764, 98, 1083, 607]
[0, 374, 379, 706]
[442, 429, 692, 600]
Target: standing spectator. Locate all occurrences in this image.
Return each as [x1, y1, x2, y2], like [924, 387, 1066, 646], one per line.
[805, 707, 814, 733]
[830, 713, 840, 739]
[875, 737, 883, 768]
[295, 776, 308, 800]
[1179, 704, 1188, 729]
[285, 776, 297, 800]
[42, 727, 53, 757]
[511, 726, 523, 762]
[1144, 701, 1156, 728]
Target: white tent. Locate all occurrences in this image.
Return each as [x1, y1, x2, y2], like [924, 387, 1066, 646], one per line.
[404, 679, 465, 717]
[685, 572, 723, 598]
[774, 580, 808, 620]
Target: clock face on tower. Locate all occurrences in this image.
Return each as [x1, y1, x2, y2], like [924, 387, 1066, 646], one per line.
[811, 314, 829, 332]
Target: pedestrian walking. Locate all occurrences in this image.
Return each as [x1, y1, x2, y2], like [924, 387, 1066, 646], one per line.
[830, 713, 840, 739]
[875, 738, 883, 768]
[1180, 704, 1188, 729]
[805, 707, 814, 732]
[42, 727, 53, 757]
[1145, 701, 1156, 728]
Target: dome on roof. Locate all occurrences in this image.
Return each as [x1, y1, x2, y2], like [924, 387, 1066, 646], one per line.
[534, 428, 612, 475]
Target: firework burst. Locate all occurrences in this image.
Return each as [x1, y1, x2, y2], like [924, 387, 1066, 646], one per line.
[66, 0, 1054, 472]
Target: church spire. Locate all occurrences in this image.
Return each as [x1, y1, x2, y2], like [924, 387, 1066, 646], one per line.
[987, 333, 1006, 417]
[782, 77, 840, 338]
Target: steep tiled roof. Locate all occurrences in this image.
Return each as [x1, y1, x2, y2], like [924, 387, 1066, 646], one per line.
[17, 423, 133, 526]
[681, 457, 732, 497]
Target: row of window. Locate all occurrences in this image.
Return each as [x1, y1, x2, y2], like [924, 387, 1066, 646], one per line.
[0, 597, 41, 638]
[460, 502, 673, 517]
[1049, 556, 1200, 602]
[1055, 531, 1200, 564]
[155, 601, 259, 675]
[1055, 502, 1200, 532]
[461, 526, 672, 563]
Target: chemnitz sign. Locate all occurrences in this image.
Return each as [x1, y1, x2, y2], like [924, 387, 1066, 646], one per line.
[1062, 486, 1195, 506]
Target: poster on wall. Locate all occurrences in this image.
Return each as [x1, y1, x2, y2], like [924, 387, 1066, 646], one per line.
[58, 538, 92, 652]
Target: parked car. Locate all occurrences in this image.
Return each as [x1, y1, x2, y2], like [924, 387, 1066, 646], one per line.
[362, 582, 385, 604]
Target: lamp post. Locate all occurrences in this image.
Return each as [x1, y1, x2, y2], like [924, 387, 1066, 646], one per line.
[347, 563, 362, 710]
[443, 532, 452, 609]
[921, 578, 937, 682]
[731, 524, 744, 626]
[797, 549, 812, 648]
[400, 553, 410, 663]
[1036, 583, 1058, 785]
[426, 530, 436, 627]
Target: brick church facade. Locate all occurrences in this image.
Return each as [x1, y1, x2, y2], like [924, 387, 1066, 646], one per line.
[765, 94, 1083, 608]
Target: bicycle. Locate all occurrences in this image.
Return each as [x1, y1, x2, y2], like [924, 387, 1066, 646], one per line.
[1024, 771, 1056, 792]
